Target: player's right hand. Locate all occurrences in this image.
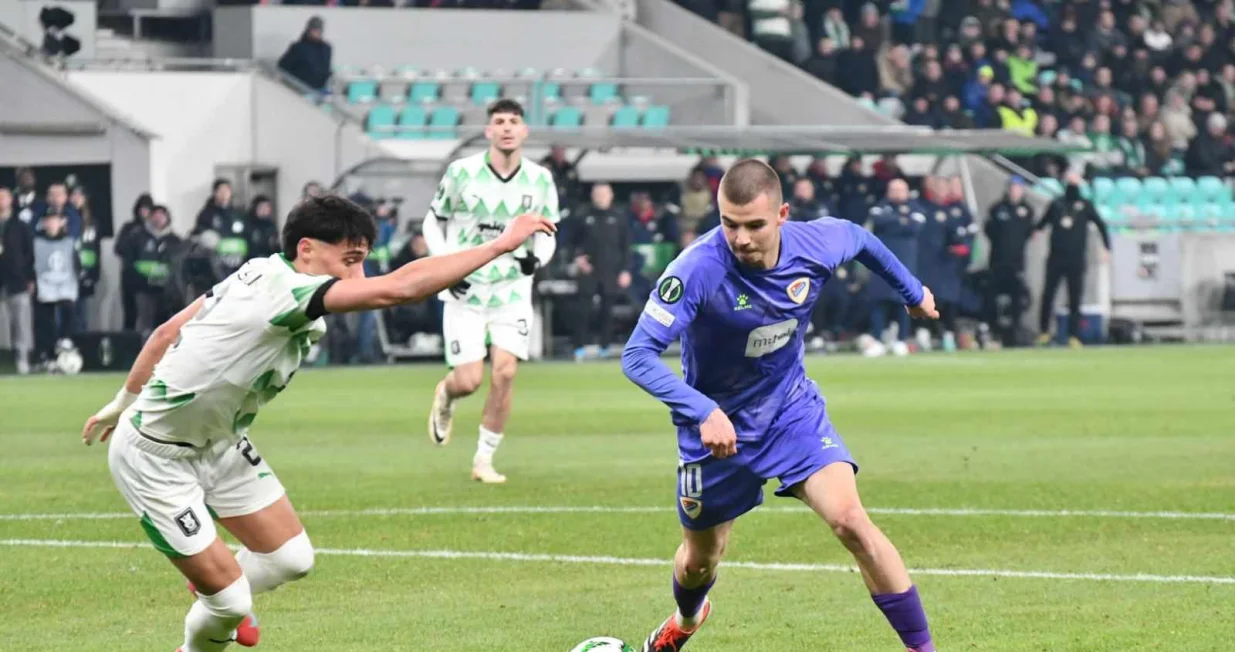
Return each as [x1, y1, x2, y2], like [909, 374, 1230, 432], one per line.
[700, 408, 738, 459]
[495, 213, 556, 253]
[82, 388, 139, 446]
[907, 286, 939, 320]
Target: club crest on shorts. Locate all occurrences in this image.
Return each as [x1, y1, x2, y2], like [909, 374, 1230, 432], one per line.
[679, 497, 703, 520]
[787, 277, 811, 304]
[175, 508, 202, 537]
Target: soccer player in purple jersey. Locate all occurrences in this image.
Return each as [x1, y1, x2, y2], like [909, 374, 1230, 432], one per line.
[621, 159, 941, 652]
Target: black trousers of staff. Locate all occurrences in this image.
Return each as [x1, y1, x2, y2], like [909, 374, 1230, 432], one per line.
[1039, 260, 1084, 339]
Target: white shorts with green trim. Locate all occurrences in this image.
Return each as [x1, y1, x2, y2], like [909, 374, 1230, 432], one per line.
[107, 420, 286, 558]
[442, 299, 533, 367]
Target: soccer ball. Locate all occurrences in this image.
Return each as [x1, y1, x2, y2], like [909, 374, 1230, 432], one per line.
[569, 637, 635, 652]
[53, 338, 83, 375]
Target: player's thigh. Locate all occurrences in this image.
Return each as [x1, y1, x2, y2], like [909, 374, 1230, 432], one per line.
[442, 301, 488, 367]
[676, 447, 763, 532]
[204, 435, 302, 553]
[790, 461, 869, 534]
[756, 397, 859, 502]
[108, 423, 218, 557]
[487, 300, 533, 363]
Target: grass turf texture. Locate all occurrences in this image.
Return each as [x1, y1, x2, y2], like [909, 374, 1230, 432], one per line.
[1, 345, 1233, 651]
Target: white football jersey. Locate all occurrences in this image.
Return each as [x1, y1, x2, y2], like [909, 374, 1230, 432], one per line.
[126, 254, 333, 448]
[426, 151, 560, 307]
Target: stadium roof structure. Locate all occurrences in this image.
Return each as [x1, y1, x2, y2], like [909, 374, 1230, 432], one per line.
[450, 126, 1090, 157]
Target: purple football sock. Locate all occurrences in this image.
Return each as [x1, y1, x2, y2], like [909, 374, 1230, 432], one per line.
[872, 585, 933, 650]
[672, 573, 714, 619]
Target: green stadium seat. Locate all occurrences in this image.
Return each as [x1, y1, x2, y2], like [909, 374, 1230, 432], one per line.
[471, 81, 501, 106]
[408, 81, 440, 104]
[366, 104, 397, 138]
[347, 80, 379, 104]
[642, 105, 670, 128]
[611, 105, 640, 129]
[1169, 177, 1199, 205]
[1115, 177, 1142, 205]
[589, 81, 620, 105]
[1141, 177, 1169, 204]
[1198, 176, 1232, 206]
[396, 105, 427, 139]
[550, 106, 583, 128]
[1092, 177, 1115, 203]
[428, 106, 459, 139]
[539, 81, 561, 101]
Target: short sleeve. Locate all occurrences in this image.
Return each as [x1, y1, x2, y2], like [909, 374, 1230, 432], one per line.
[267, 267, 336, 331]
[427, 163, 461, 220]
[635, 251, 714, 347]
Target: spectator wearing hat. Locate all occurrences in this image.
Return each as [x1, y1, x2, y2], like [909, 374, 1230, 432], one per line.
[278, 15, 332, 92]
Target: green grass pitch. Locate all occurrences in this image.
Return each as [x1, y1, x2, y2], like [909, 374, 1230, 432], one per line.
[1, 345, 1233, 651]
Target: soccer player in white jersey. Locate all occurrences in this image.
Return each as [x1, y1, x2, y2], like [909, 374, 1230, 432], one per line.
[422, 98, 559, 484]
[79, 195, 554, 652]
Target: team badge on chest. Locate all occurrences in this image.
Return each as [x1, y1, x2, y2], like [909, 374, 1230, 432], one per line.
[787, 277, 811, 304]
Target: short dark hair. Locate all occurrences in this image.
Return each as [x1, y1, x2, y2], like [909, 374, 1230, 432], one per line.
[282, 194, 377, 260]
[719, 158, 783, 206]
[487, 98, 525, 119]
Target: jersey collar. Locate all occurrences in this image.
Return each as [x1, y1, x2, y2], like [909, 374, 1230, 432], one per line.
[484, 150, 521, 183]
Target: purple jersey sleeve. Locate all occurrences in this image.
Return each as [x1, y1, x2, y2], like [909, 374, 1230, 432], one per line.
[809, 218, 924, 306]
[620, 251, 720, 424]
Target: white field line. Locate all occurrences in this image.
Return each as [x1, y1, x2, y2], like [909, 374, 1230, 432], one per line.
[2, 504, 1235, 522]
[1, 538, 1233, 586]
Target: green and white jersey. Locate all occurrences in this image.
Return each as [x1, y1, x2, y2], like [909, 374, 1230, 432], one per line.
[427, 150, 560, 307]
[127, 254, 333, 448]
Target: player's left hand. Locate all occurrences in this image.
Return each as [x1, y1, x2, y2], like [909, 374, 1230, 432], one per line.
[82, 388, 139, 446]
[700, 408, 738, 459]
[906, 286, 940, 320]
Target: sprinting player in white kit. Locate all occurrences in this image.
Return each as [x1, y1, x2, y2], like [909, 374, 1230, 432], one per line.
[422, 98, 559, 484]
[80, 195, 555, 652]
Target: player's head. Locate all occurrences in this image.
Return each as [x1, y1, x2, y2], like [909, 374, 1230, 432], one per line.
[282, 195, 377, 279]
[717, 158, 789, 270]
[485, 99, 528, 156]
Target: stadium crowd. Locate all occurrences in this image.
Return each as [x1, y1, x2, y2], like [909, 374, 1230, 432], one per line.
[684, 0, 1235, 178]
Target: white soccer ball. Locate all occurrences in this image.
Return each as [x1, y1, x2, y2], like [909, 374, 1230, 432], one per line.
[54, 339, 83, 375]
[569, 637, 635, 652]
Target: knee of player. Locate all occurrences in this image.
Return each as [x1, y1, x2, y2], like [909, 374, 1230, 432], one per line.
[202, 576, 254, 622]
[272, 531, 316, 582]
[489, 359, 518, 387]
[825, 504, 875, 545]
[681, 543, 725, 577]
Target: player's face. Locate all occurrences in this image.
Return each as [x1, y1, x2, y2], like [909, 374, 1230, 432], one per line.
[718, 191, 789, 270]
[299, 238, 370, 279]
[485, 112, 528, 154]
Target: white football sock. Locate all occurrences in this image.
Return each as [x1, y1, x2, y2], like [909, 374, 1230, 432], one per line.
[184, 576, 251, 652]
[474, 426, 503, 465]
[235, 531, 315, 595]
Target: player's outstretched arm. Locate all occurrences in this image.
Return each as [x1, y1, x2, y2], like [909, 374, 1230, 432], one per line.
[82, 295, 206, 445]
[321, 213, 555, 314]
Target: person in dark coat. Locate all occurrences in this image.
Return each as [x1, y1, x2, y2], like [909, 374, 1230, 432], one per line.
[936, 176, 977, 350]
[864, 178, 924, 355]
[913, 175, 950, 349]
[114, 194, 154, 331]
[984, 176, 1036, 347]
[277, 16, 333, 92]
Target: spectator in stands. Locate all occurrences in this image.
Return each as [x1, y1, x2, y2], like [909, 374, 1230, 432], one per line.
[246, 195, 280, 260]
[1087, 114, 1122, 174]
[71, 186, 99, 332]
[193, 179, 251, 277]
[851, 2, 887, 53]
[903, 96, 936, 126]
[1116, 116, 1150, 178]
[1186, 112, 1235, 176]
[839, 35, 880, 96]
[939, 95, 974, 128]
[568, 182, 631, 361]
[628, 190, 679, 271]
[32, 211, 77, 365]
[1144, 120, 1185, 176]
[878, 43, 914, 97]
[41, 182, 81, 238]
[278, 16, 332, 93]
[1160, 89, 1197, 150]
[133, 205, 180, 335]
[13, 167, 41, 225]
[803, 36, 839, 85]
[822, 7, 849, 49]
[677, 169, 715, 244]
[769, 155, 801, 198]
[0, 187, 34, 374]
[540, 145, 581, 215]
[912, 59, 949, 104]
[114, 194, 153, 331]
[789, 177, 830, 221]
[997, 88, 1037, 136]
